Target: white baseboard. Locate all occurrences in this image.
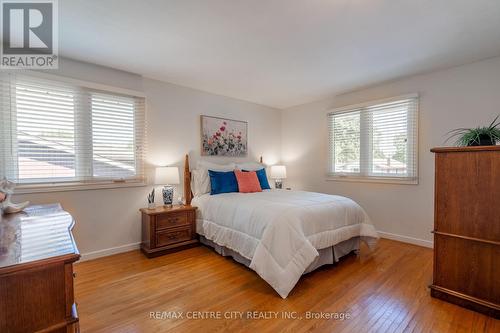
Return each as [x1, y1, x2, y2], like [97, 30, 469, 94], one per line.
[79, 242, 141, 262]
[377, 231, 433, 248]
[78, 231, 432, 263]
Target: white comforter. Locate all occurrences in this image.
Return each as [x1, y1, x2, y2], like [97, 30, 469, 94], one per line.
[192, 190, 378, 298]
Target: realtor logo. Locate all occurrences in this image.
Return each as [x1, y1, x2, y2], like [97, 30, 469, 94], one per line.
[1, 0, 58, 68]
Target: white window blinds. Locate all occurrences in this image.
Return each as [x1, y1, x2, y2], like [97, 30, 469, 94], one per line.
[16, 80, 76, 181]
[0, 73, 146, 187]
[328, 96, 418, 183]
[91, 93, 144, 179]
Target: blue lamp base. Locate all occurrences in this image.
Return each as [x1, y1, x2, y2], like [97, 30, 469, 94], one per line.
[162, 185, 174, 206]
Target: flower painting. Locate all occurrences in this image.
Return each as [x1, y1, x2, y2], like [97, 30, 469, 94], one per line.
[201, 115, 247, 156]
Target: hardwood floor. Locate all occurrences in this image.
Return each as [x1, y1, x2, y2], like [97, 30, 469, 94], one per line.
[74, 239, 500, 332]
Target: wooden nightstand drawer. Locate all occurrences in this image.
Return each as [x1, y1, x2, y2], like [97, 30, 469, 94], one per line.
[156, 226, 192, 247]
[156, 212, 189, 229]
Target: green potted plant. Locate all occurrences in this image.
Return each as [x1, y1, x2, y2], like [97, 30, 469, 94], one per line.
[446, 115, 500, 146]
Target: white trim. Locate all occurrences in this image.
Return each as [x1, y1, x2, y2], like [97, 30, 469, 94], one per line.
[11, 70, 146, 97]
[76, 231, 432, 263]
[14, 180, 147, 194]
[377, 230, 433, 248]
[326, 175, 418, 185]
[78, 242, 141, 262]
[328, 93, 419, 114]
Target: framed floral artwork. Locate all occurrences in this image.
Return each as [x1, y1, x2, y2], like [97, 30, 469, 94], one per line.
[200, 115, 248, 156]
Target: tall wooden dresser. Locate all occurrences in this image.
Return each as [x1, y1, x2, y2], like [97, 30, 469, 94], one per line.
[430, 146, 499, 318]
[0, 204, 80, 332]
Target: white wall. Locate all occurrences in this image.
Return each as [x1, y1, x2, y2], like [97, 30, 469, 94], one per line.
[10, 56, 500, 257]
[281, 56, 500, 247]
[13, 58, 282, 259]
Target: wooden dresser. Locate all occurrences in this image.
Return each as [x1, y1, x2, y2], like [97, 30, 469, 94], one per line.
[430, 146, 500, 318]
[140, 205, 198, 258]
[0, 204, 80, 333]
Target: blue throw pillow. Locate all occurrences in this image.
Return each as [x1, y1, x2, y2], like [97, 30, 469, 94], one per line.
[208, 170, 239, 195]
[243, 168, 271, 190]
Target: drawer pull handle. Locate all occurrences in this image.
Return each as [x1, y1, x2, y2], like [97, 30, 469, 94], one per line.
[167, 233, 182, 239]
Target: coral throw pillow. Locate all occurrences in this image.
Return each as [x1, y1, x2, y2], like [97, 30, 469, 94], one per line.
[234, 170, 262, 193]
[243, 168, 271, 190]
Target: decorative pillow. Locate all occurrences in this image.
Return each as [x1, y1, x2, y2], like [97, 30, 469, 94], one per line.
[191, 161, 235, 196]
[235, 170, 262, 193]
[208, 170, 239, 195]
[243, 168, 271, 190]
[235, 162, 265, 171]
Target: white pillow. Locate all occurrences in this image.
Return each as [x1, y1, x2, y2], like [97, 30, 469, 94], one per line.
[197, 160, 236, 171]
[191, 169, 208, 197]
[235, 162, 265, 171]
[191, 161, 235, 196]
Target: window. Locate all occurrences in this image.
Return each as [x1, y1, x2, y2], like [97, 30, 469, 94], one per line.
[0, 73, 146, 189]
[328, 95, 418, 183]
[91, 93, 140, 179]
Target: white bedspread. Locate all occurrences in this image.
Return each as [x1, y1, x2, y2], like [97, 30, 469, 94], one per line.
[192, 190, 378, 298]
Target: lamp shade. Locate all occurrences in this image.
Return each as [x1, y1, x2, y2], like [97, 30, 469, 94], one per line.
[270, 165, 287, 179]
[155, 166, 180, 185]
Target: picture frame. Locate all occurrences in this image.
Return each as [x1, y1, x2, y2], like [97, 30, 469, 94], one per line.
[200, 115, 248, 157]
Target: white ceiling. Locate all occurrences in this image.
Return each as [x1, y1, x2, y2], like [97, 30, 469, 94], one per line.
[60, 0, 500, 109]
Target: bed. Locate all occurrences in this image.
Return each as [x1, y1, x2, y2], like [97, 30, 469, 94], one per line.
[183, 155, 379, 298]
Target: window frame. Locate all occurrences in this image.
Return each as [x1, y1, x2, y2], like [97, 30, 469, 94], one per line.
[1, 71, 147, 193]
[327, 94, 419, 185]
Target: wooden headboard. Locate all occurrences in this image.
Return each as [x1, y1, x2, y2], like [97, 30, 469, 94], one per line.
[183, 154, 263, 205]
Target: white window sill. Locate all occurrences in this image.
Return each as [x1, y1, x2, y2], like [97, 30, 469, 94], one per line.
[14, 181, 147, 194]
[326, 175, 418, 185]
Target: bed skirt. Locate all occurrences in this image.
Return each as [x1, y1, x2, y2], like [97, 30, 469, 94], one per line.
[199, 235, 360, 274]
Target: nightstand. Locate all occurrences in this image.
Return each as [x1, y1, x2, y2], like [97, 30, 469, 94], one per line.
[139, 205, 198, 258]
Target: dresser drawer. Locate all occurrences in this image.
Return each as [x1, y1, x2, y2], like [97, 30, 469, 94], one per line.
[156, 226, 192, 247]
[156, 212, 189, 229]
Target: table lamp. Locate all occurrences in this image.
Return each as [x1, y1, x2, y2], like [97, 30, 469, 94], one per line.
[270, 165, 287, 189]
[155, 166, 180, 206]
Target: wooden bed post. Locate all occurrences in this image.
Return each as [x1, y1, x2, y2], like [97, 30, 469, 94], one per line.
[184, 154, 192, 205]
